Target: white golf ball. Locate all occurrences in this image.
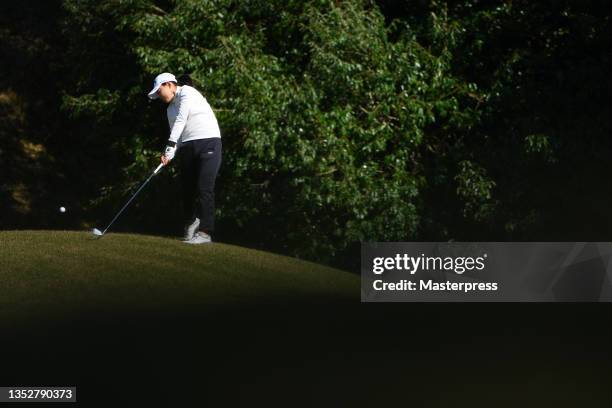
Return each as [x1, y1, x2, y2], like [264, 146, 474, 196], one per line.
[59, 206, 66, 213]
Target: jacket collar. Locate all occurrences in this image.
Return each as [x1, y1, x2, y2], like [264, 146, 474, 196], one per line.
[171, 86, 183, 105]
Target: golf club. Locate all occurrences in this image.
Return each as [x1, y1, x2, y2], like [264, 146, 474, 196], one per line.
[92, 163, 164, 237]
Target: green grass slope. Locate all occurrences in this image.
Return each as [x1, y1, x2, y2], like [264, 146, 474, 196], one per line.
[0, 230, 358, 322]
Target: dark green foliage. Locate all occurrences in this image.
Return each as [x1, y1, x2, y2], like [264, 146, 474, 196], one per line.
[2, 1, 612, 267]
[57, 0, 482, 262]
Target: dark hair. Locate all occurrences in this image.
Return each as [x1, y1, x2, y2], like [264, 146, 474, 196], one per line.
[177, 73, 193, 87]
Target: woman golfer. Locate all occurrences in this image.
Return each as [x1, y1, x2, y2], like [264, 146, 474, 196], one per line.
[148, 72, 222, 244]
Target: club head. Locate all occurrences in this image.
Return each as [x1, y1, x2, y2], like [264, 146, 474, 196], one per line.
[92, 228, 104, 237]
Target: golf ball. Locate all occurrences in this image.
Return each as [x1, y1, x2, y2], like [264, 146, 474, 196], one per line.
[59, 206, 66, 213]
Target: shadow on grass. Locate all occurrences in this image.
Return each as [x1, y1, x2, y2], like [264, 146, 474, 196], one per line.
[2, 300, 612, 406]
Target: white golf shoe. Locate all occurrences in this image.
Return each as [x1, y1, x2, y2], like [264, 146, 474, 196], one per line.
[185, 231, 212, 244]
[183, 218, 200, 241]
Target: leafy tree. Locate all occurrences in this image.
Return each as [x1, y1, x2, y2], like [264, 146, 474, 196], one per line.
[58, 0, 483, 264]
[5, 0, 612, 269]
[441, 1, 612, 240]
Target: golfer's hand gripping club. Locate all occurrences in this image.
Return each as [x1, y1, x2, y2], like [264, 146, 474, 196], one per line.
[161, 143, 176, 166]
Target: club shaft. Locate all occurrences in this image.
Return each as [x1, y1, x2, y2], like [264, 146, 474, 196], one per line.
[101, 170, 157, 235]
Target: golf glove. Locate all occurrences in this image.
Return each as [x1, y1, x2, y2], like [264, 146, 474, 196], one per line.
[163, 144, 176, 161]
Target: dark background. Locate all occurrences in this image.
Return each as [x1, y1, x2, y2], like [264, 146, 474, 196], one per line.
[3, 302, 612, 406]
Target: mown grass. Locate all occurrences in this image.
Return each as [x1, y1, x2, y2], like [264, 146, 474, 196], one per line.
[2, 233, 611, 407]
[0, 230, 358, 323]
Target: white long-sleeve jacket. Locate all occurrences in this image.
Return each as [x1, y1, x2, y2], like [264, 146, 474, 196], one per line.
[167, 85, 221, 145]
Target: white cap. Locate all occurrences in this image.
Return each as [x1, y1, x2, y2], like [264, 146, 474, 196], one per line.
[148, 72, 177, 99]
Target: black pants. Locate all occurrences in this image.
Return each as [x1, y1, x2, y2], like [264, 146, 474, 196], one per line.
[178, 138, 222, 235]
